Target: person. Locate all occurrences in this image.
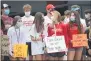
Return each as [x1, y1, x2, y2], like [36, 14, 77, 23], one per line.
[71, 5, 86, 32]
[64, 10, 71, 24]
[7, 16, 26, 60]
[30, 12, 45, 60]
[43, 4, 55, 60]
[84, 9, 91, 60]
[1, 3, 13, 61]
[44, 4, 55, 37]
[1, 3, 13, 35]
[47, 10, 68, 60]
[21, 4, 34, 60]
[67, 11, 84, 60]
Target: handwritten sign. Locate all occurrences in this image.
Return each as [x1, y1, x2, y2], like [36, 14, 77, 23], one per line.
[72, 34, 88, 47]
[13, 44, 28, 58]
[1, 35, 9, 56]
[44, 36, 67, 53]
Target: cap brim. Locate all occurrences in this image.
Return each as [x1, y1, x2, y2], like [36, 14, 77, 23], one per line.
[3, 6, 11, 9]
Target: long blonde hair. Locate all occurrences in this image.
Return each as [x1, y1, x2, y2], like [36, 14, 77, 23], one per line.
[52, 10, 61, 24]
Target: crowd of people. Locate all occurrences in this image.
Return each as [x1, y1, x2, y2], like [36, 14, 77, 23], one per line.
[1, 3, 91, 61]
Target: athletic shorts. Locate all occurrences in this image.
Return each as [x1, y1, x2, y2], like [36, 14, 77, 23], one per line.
[48, 52, 65, 57]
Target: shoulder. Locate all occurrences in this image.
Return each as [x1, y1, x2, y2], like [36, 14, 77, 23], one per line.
[8, 26, 14, 33]
[44, 16, 48, 20]
[30, 16, 35, 19]
[21, 16, 25, 20]
[8, 26, 14, 30]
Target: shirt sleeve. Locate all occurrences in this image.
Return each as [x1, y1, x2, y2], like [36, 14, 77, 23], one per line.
[7, 28, 13, 56]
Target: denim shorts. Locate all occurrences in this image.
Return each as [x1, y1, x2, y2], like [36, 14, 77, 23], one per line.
[68, 47, 83, 51]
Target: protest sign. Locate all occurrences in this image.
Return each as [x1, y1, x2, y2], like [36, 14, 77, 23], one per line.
[72, 34, 88, 47]
[44, 36, 67, 53]
[13, 44, 28, 58]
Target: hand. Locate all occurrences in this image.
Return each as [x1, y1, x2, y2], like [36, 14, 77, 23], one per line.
[31, 36, 36, 41]
[36, 36, 42, 41]
[70, 40, 73, 43]
[52, 34, 56, 36]
[48, 23, 53, 28]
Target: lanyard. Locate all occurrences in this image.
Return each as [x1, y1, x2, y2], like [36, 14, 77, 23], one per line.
[14, 27, 20, 43]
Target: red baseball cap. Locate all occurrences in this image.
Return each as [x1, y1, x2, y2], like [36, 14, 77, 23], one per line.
[46, 4, 55, 10]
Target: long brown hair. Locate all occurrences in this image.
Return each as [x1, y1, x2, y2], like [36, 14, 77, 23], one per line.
[34, 12, 44, 33]
[69, 11, 82, 33]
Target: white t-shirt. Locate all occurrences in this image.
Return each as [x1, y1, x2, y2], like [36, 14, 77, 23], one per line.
[44, 16, 53, 37]
[30, 24, 44, 55]
[7, 26, 27, 56]
[21, 15, 34, 42]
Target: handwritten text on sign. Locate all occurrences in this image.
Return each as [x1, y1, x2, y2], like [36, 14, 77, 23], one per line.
[13, 44, 28, 58]
[44, 36, 67, 53]
[72, 34, 88, 47]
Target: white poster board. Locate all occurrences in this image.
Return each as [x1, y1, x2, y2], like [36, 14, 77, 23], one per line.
[44, 36, 67, 53]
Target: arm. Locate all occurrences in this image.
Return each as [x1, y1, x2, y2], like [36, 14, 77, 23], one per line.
[7, 28, 13, 56]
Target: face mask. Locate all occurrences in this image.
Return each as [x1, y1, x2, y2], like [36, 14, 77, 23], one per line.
[16, 22, 22, 28]
[85, 14, 90, 19]
[4, 9, 10, 15]
[70, 17, 75, 22]
[25, 11, 31, 17]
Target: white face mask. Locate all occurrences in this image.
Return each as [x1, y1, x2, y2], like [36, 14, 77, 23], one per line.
[25, 11, 31, 17]
[16, 22, 22, 28]
[85, 14, 90, 19]
[70, 16, 76, 22]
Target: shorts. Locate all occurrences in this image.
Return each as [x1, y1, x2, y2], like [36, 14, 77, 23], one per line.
[48, 52, 65, 57]
[68, 47, 83, 51]
[26, 42, 31, 56]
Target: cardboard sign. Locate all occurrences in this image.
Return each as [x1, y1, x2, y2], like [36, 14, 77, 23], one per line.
[44, 36, 67, 53]
[72, 34, 88, 47]
[1, 35, 9, 56]
[13, 44, 28, 58]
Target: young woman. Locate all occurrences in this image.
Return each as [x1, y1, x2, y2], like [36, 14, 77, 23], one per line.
[47, 10, 68, 60]
[30, 12, 45, 60]
[67, 11, 84, 60]
[7, 16, 26, 61]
